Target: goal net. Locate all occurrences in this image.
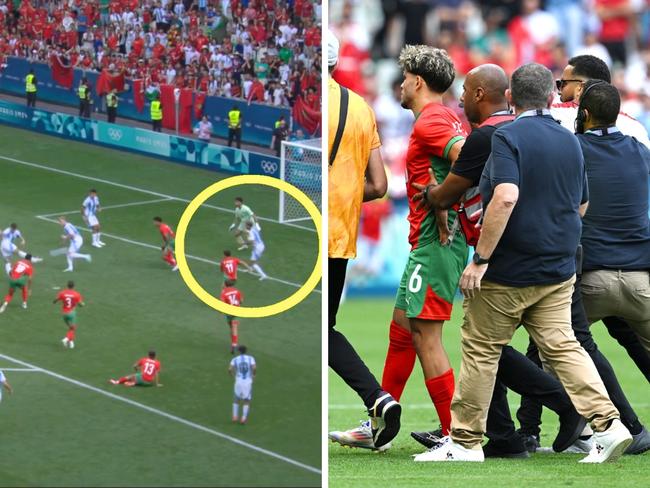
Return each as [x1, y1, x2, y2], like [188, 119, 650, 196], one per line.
[279, 138, 322, 227]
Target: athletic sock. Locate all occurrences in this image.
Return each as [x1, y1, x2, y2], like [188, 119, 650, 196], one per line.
[66, 256, 73, 269]
[66, 326, 76, 341]
[4, 289, 14, 303]
[71, 253, 88, 259]
[21, 287, 28, 302]
[5, 262, 11, 275]
[97, 232, 102, 242]
[118, 376, 129, 384]
[252, 263, 266, 276]
[425, 368, 455, 435]
[231, 333, 238, 348]
[381, 320, 416, 402]
[236, 236, 245, 245]
[233, 403, 239, 418]
[242, 405, 249, 420]
[17, 250, 26, 258]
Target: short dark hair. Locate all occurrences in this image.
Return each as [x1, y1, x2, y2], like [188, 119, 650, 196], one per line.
[153, 216, 162, 222]
[581, 80, 620, 127]
[238, 345, 247, 354]
[224, 250, 231, 256]
[511, 63, 554, 110]
[25, 254, 32, 260]
[10, 223, 17, 229]
[235, 197, 243, 203]
[90, 188, 97, 193]
[398, 45, 455, 93]
[225, 278, 236, 287]
[568, 55, 611, 83]
[67, 280, 74, 288]
[148, 350, 156, 358]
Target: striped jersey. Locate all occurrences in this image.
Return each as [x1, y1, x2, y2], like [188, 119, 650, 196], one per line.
[63, 222, 81, 239]
[230, 354, 256, 381]
[247, 226, 264, 247]
[1, 227, 21, 244]
[82, 195, 100, 217]
[0, 370, 4, 384]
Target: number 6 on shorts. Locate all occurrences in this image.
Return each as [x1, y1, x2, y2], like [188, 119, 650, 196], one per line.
[408, 264, 422, 293]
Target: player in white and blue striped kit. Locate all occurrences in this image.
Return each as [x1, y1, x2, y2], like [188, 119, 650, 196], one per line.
[1, 223, 42, 275]
[58, 217, 92, 272]
[229, 345, 256, 424]
[0, 370, 13, 402]
[82, 189, 105, 248]
[244, 222, 268, 281]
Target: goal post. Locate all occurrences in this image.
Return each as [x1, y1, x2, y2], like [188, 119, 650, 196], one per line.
[279, 138, 322, 226]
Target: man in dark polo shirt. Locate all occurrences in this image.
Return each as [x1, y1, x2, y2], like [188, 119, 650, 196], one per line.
[409, 64, 585, 458]
[414, 63, 631, 464]
[577, 81, 650, 372]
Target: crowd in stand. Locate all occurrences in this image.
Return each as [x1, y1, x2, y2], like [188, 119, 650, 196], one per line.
[0, 0, 322, 108]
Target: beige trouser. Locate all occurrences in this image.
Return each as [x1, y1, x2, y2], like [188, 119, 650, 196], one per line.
[581, 270, 650, 355]
[450, 276, 619, 448]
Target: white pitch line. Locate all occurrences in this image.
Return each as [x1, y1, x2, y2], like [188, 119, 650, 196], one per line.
[40, 198, 174, 218]
[0, 367, 40, 372]
[1, 155, 316, 232]
[35, 215, 321, 294]
[0, 353, 320, 475]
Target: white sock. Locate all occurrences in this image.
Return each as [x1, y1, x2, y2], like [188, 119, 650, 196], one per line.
[92, 233, 98, 244]
[242, 405, 249, 420]
[71, 253, 89, 260]
[17, 250, 26, 258]
[97, 232, 102, 242]
[252, 264, 266, 276]
[5, 262, 11, 275]
[233, 403, 239, 418]
[66, 256, 73, 269]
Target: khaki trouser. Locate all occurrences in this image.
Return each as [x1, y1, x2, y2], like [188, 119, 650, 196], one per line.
[582, 270, 650, 356]
[450, 276, 619, 448]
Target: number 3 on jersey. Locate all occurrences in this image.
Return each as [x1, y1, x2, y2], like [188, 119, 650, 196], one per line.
[408, 264, 423, 293]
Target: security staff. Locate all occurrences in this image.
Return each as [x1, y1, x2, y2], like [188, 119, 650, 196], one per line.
[274, 115, 285, 129]
[270, 117, 288, 157]
[106, 89, 118, 123]
[78, 78, 92, 118]
[150, 93, 163, 132]
[227, 105, 242, 148]
[25, 69, 37, 108]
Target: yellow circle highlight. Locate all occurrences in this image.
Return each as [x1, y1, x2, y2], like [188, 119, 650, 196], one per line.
[175, 175, 321, 318]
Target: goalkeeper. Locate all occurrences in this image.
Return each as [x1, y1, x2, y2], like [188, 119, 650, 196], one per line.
[229, 197, 259, 250]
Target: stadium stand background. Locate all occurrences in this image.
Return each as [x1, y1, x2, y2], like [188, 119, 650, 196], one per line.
[330, 0, 650, 295]
[0, 0, 322, 146]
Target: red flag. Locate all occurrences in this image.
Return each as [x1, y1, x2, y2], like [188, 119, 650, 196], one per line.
[97, 69, 126, 95]
[160, 84, 176, 130]
[133, 79, 144, 113]
[179, 88, 193, 134]
[292, 96, 321, 135]
[50, 53, 73, 89]
[194, 92, 206, 119]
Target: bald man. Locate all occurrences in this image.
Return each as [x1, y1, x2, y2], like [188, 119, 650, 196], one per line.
[410, 64, 586, 458]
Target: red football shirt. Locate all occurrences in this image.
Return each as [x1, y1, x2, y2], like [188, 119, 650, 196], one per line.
[406, 102, 466, 249]
[220, 257, 241, 280]
[159, 223, 175, 241]
[137, 357, 161, 382]
[220, 286, 242, 306]
[56, 289, 83, 313]
[10, 259, 33, 280]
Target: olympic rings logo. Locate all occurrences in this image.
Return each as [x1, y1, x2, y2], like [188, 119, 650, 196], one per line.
[260, 160, 278, 174]
[107, 128, 123, 141]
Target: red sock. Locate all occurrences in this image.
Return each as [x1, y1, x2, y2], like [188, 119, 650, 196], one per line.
[21, 287, 28, 302]
[118, 376, 128, 384]
[425, 368, 455, 435]
[4, 289, 14, 303]
[231, 333, 238, 346]
[164, 251, 177, 266]
[66, 326, 76, 341]
[381, 320, 416, 402]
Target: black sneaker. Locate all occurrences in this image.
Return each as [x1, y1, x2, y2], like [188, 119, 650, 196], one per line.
[553, 410, 587, 453]
[517, 430, 540, 453]
[410, 428, 444, 449]
[626, 426, 650, 455]
[368, 392, 401, 449]
[483, 438, 530, 459]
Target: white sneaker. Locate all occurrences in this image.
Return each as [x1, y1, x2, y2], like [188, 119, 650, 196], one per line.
[413, 436, 484, 462]
[86, 255, 92, 263]
[563, 436, 593, 454]
[21, 302, 27, 309]
[171, 265, 179, 271]
[328, 420, 391, 451]
[0, 302, 7, 313]
[259, 274, 268, 281]
[579, 419, 632, 463]
[62, 338, 69, 348]
[69, 341, 75, 349]
[63, 268, 73, 273]
[237, 245, 248, 250]
[92, 243, 102, 248]
[32, 256, 43, 263]
[98, 241, 106, 247]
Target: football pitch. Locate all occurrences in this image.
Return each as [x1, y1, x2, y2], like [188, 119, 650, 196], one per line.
[329, 298, 650, 487]
[0, 125, 321, 487]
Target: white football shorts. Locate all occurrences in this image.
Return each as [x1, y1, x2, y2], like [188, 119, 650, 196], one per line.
[234, 379, 253, 401]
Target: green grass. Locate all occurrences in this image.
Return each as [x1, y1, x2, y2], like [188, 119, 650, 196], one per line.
[0, 125, 321, 487]
[329, 298, 649, 487]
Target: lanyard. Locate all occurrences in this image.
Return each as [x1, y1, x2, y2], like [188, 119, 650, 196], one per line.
[584, 126, 620, 136]
[516, 108, 552, 119]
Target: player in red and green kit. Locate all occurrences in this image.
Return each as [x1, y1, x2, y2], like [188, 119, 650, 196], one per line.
[0, 254, 34, 313]
[110, 350, 162, 387]
[220, 250, 250, 283]
[53, 280, 84, 349]
[220, 279, 243, 354]
[380, 46, 468, 444]
[153, 216, 178, 271]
